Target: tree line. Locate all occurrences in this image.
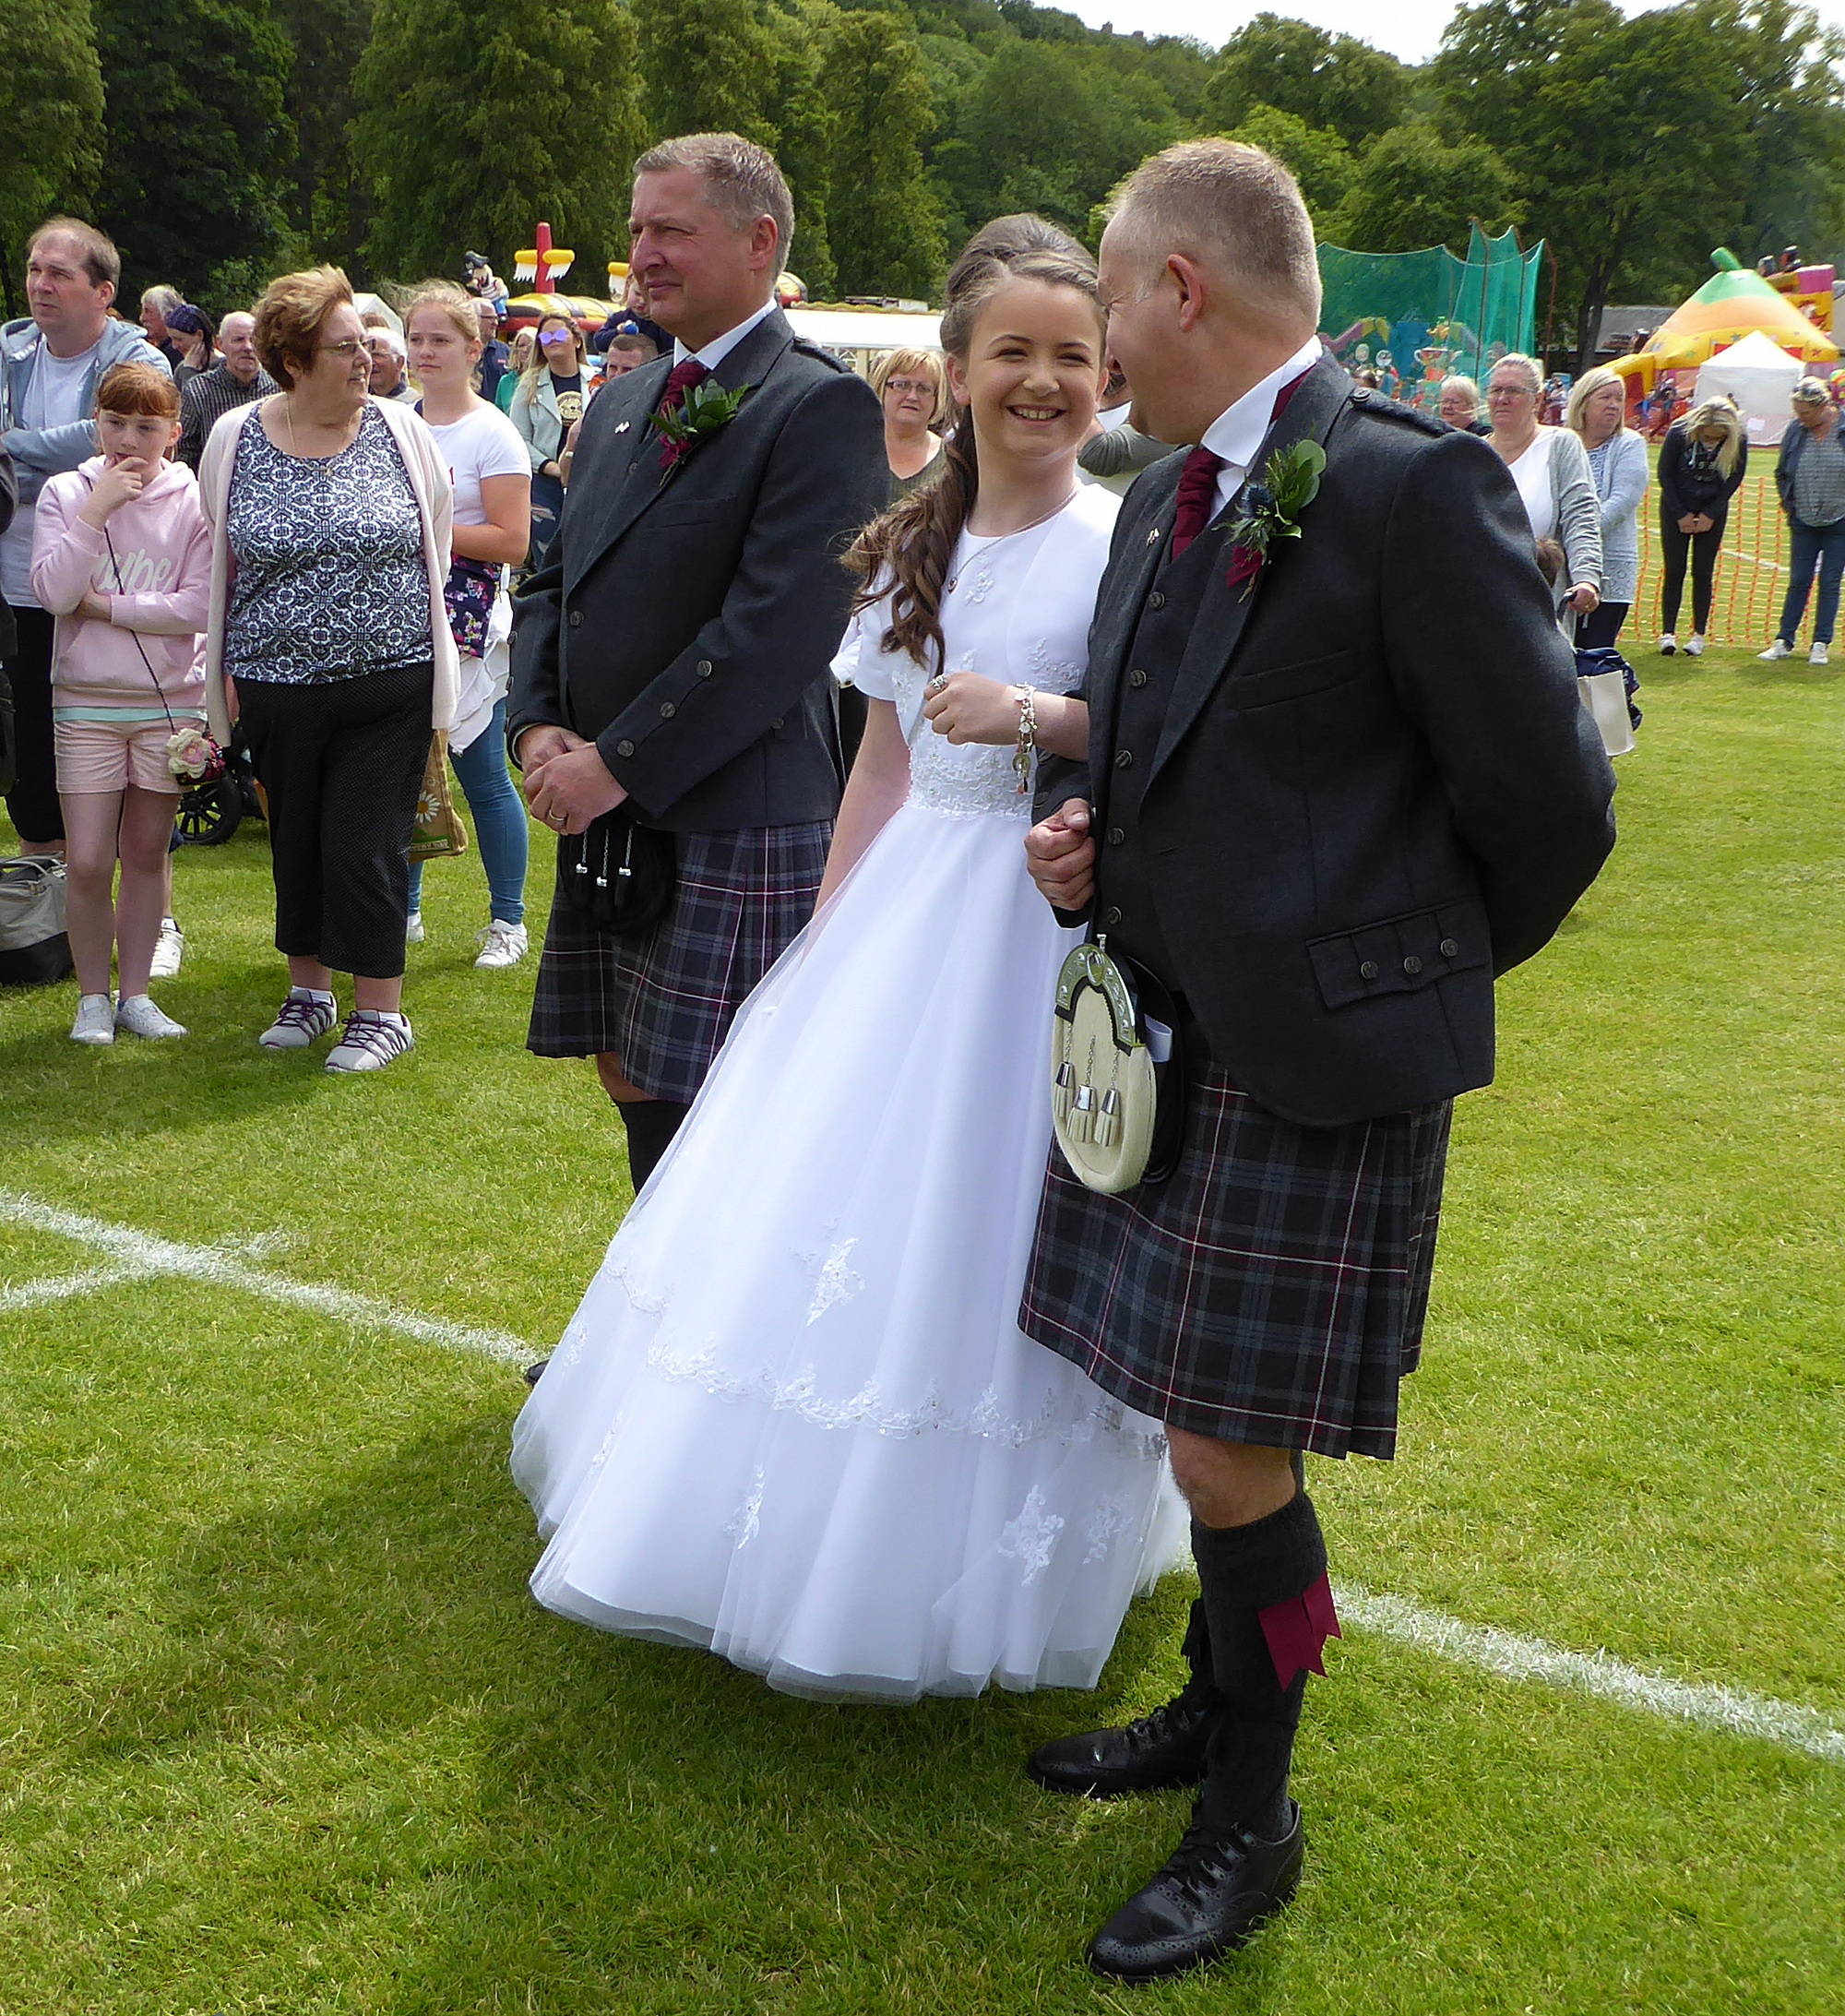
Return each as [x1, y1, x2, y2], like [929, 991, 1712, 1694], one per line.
[3, 0, 1842, 366]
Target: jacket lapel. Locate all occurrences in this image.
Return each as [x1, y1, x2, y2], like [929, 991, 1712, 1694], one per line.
[1149, 358, 1351, 782]
[570, 307, 795, 584]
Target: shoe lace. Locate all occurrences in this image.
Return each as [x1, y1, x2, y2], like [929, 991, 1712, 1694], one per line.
[1163, 1813, 1256, 1908]
[1125, 1695, 1215, 1755]
[273, 995, 327, 1032]
[336, 1014, 403, 1058]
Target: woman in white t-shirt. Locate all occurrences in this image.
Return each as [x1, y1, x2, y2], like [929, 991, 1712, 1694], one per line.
[402, 282, 534, 967]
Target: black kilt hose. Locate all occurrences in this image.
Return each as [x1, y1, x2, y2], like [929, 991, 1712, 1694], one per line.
[1019, 1062, 1452, 1461]
[528, 819, 831, 1103]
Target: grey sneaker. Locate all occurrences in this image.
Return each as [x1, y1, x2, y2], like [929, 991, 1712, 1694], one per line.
[1758, 638, 1793, 661]
[1684, 635, 1706, 657]
[1810, 642, 1829, 665]
[70, 994, 116, 1045]
[115, 993, 186, 1039]
[150, 918, 184, 977]
[405, 910, 425, 946]
[260, 990, 338, 1049]
[474, 919, 529, 968]
[1657, 632, 1676, 655]
[324, 1010, 414, 1073]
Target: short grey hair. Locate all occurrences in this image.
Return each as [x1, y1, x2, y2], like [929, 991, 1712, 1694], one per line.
[141, 283, 184, 315]
[1439, 374, 1480, 411]
[634, 132, 794, 265]
[1490, 352, 1544, 394]
[1108, 139, 1320, 325]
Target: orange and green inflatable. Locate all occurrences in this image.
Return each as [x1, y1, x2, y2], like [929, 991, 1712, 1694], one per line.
[1609, 249, 1838, 394]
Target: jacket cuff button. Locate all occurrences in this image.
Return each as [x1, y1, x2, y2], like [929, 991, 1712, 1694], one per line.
[615, 739, 636, 757]
[1402, 955, 1422, 974]
[1439, 937, 1460, 958]
[1358, 960, 1380, 980]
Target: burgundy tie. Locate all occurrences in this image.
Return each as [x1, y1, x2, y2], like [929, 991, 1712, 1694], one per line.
[1168, 447, 1224, 559]
[658, 357, 709, 414]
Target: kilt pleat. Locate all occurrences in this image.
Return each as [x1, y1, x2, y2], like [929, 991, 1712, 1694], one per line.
[527, 820, 831, 1102]
[1018, 1066, 1452, 1461]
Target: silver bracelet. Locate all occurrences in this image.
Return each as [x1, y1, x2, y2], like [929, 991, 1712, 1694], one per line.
[1011, 686, 1039, 794]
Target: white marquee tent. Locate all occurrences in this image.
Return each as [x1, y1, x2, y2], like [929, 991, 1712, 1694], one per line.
[1693, 328, 1804, 445]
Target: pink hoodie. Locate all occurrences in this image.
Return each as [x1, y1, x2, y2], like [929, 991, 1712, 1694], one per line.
[30, 456, 211, 709]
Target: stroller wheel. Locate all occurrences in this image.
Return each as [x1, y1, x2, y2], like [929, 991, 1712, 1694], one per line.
[173, 775, 244, 847]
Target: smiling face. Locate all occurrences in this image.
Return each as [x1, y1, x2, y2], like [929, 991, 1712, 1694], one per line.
[97, 405, 179, 467]
[1095, 226, 1185, 441]
[945, 276, 1105, 478]
[628, 166, 776, 351]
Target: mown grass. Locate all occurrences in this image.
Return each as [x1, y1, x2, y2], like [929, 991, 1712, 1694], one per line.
[2, 645, 1841, 2014]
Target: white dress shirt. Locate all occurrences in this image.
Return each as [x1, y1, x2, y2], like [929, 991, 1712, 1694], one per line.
[673, 299, 779, 372]
[1197, 334, 1326, 519]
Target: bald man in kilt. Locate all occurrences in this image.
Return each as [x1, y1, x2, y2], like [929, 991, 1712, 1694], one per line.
[1020, 141, 1617, 1982]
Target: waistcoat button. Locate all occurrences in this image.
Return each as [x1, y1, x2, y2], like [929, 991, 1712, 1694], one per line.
[1148, 591, 1166, 611]
[696, 659, 713, 675]
[1128, 668, 1149, 687]
[1402, 955, 1422, 975]
[1114, 749, 1134, 769]
[660, 702, 676, 718]
[1439, 937, 1459, 958]
[1107, 827, 1125, 844]
[1102, 906, 1123, 925]
[1359, 960, 1380, 980]
[567, 609, 583, 628]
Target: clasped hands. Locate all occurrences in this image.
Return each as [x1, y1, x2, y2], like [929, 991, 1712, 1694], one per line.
[1025, 797, 1095, 913]
[518, 725, 628, 835]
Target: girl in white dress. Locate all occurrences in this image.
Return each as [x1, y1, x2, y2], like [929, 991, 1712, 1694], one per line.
[512, 220, 1184, 1702]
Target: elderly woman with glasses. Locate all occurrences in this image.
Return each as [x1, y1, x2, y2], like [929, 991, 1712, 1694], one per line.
[868, 346, 948, 499]
[196, 265, 458, 1072]
[1486, 352, 1602, 627]
[1761, 377, 1845, 664]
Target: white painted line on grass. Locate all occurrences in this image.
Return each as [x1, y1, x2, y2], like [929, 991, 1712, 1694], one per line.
[1337, 1585, 1845, 1767]
[0, 1188, 528, 1366]
[3, 1190, 1840, 1766]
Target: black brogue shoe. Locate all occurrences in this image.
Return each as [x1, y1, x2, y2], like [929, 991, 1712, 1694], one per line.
[1086, 1799, 1304, 1983]
[1027, 1693, 1217, 1798]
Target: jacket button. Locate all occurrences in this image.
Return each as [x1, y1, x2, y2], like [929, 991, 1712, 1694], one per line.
[1148, 592, 1166, 611]
[1439, 937, 1459, 958]
[1128, 668, 1149, 687]
[1107, 827, 1125, 844]
[1359, 960, 1380, 980]
[696, 658, 713, 675]
[1102, 906, 1123, 925]
[1402, 955, 1422, 975]
[1114, 748, 1134, 769]
[615, 739, 636, 757]
[660, 701, 676, 719]
[567, 609, 583, 628]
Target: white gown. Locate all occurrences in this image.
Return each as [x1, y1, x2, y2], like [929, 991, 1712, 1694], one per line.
[511, 487, 1187, 1702]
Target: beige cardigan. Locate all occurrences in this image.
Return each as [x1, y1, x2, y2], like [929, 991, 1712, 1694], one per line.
[196, 394, 459, 745]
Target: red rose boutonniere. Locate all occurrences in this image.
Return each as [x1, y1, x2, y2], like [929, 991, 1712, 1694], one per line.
[1223, 439, 1326, 599]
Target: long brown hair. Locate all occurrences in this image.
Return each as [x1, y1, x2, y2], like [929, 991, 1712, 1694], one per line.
[847, 216, 1100, 676]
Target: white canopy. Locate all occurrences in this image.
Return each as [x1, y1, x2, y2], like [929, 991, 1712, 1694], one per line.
[1694, 328, 1803, 445]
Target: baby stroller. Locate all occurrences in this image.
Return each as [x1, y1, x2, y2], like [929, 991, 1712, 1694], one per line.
[171, 736, 266, 848]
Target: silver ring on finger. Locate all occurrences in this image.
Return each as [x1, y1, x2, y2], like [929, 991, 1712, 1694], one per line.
[926, 673, 948, 693]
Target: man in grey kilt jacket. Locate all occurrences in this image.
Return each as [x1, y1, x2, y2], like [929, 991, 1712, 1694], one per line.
[1021, 141, 1617, 1982]
[509, 133, 887, 1202]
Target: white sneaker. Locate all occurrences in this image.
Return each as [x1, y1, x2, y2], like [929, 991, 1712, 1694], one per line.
[1811, 643, 1830, 665]
[1658, 633, 1676, 655]
[150, 918, 184, 978]
[1684, 635, 1706, 657]
[405, 910, 425, 946]
[324, 1009, 414, 1073]
[1758, 639, 1793, 661]
[115, 993, 186, 1039]
[259, 989, 338, 1049]
[70, 994, 115, 1045]
[474, 919, 529, 968]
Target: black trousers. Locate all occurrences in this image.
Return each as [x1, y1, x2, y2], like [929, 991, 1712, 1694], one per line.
[1659, 513, 1727, 634]
[1574, 602, 1631, 651]
[3, 604, 62, 845]
[237, 662, 433, 980]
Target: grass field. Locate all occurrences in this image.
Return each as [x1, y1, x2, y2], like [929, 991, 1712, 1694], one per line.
[2, 642, 1842, 2015]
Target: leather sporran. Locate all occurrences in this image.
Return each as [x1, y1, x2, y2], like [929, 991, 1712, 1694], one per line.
[1051, 942, 1184, 1195]
[409, 733, 469, 862]
[558, 807, 676, 933]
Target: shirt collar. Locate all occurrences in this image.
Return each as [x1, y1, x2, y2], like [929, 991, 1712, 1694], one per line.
[1198, 335, 1325, 481]
[673, 300, 778, 373]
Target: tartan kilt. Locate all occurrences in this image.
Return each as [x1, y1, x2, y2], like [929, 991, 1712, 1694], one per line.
[1018, 1064, 1452, 1461]
[527, 820, 831, 1103]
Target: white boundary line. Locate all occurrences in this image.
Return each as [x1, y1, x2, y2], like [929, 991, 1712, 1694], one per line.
[3, 1188, 1841, 1767]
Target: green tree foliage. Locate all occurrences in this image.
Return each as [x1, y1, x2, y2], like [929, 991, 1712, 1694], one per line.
[0, 0, 105, 313]
[1220, 106, 1354, 227]
[1435, 0, 1751, 364]
[1204, 15, 1410, 150]
[272, 0, 375, 270]
[356, 0, 644, 288]
[93, 0, 296, 305]
[765, 0, 841, 299]
[1331, 124, 1518, 254]
[820, 10, 945, 297]
[637, 0, 776, 146]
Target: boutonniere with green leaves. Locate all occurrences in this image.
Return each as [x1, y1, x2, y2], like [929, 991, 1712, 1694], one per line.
[654, 379, 752, 478]
[1224, 439, 1326, 597]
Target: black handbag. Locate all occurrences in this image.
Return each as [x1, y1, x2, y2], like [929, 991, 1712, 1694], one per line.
[557, 807, 676, 933]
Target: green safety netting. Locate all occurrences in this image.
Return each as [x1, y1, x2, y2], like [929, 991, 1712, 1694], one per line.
[1317, 225, 1544, 406]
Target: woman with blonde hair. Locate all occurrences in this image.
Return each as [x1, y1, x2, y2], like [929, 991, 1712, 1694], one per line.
[1657, 395, 1746, 656]
[1566, 364, 1649, 649]
[867, 345, 948, 497]
[494, 326, 535, 412]
[508, 311, 587, 563]
[1486, 351, 1601, 625]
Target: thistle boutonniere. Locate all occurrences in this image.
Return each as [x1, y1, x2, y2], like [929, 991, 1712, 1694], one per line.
[1224, 439, 1326, 597]
[654, 379, 752, 478]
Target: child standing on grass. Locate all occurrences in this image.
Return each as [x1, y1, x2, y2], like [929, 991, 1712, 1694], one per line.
[30, 363, 210, 1044]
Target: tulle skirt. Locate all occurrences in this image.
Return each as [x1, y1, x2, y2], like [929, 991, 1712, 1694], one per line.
[511, 797, 1187, 1701]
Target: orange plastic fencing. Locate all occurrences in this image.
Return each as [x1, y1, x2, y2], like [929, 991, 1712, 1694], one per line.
[1629, 447, 1789, 648]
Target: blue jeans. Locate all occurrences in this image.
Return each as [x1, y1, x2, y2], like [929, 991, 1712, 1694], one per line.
[407, 698, 529, 924]
[1778, 519, 1845, 645]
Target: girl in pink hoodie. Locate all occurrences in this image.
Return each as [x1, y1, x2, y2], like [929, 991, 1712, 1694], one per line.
[30, 362, 210, 1044]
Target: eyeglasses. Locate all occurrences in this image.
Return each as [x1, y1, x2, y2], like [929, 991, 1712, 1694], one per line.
[885, 378, 933, 398]
[316, 340, 367, 359]
[1485, 385, 1534, 400]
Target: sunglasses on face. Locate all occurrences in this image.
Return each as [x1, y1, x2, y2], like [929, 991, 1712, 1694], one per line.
[539, 328, 576, 348]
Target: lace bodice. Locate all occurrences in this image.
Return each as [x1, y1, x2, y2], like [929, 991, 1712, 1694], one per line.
[842, 494, 1116, 821]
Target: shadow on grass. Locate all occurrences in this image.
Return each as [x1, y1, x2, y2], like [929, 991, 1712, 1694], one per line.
[57, 1408, 1237, 2010]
